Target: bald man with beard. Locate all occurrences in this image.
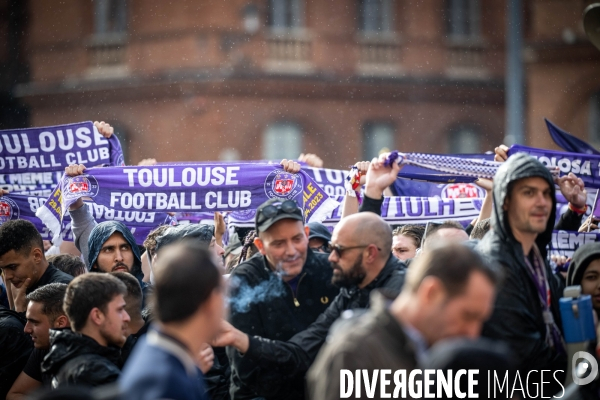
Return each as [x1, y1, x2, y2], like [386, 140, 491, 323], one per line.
[213, 212, 407, 399]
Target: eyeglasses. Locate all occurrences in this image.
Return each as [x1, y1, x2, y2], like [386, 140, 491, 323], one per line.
[327, 243, 381, 258]
[310, 244, 329, 253]
[257, 200, 300, 225]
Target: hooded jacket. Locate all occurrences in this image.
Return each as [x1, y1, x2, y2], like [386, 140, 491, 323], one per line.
[476, 153, 566, 395]
[86, 220, 150, 303]
[41, 328, 121, 388]
[88, 221, 142, 276]
[567, 242, 600, 287]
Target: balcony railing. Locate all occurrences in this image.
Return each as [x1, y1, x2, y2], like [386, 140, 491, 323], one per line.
[264, 30, 313, 73]
[357, 34, 402, 76]
[86, 33, 129, 79]
[445, 37, 488, 79]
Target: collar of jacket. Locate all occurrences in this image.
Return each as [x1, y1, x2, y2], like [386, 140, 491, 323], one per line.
[147, 327, 198, 378]
[345, 255, 404, 298]
[42, 328, 121, 374]
[369, 290, 418, 362]
[259, 247, 322, 278]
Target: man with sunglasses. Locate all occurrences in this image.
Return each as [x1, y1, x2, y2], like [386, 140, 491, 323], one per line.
[214, 210, 407, 399]
[226, 198, 340, 400]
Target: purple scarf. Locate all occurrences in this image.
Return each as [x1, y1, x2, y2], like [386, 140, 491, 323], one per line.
[36, 163, 338, 243]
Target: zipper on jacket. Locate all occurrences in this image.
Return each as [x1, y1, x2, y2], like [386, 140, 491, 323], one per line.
[288, 273, 306, 307]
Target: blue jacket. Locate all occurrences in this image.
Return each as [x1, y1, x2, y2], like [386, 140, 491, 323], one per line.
[119, 328, 207, 400]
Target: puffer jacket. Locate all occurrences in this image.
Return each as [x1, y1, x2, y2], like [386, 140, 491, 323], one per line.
[41, 328, 121, 388]
[476, 152, 567, 396]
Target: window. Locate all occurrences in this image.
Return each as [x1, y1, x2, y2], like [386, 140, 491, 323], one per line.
[93, 0, 127, 36]
[359, 0, 394, 34]
[449, 127, 480, 153]
[446, 0, 480, 39]
[263, 122, 303, 160]
[268, 0, 304, 30]
[362, 122, 395, 160]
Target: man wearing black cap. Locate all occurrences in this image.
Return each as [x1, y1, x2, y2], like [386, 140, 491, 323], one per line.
[226, 198, 339, 400]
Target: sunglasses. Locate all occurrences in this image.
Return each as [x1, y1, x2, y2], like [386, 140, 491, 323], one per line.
[327, 243, 381, 258]
[257, 200, 300, 225]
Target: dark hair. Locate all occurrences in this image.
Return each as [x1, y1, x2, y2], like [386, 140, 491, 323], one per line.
[143, 225, 171, 257]
[110, 271, 143, 315]
[47, 254, 87, 277]
[26, 283, 68, 323]
[404, 242, 502, 296]
[152, 241, 221, 323]
[392, 225, 425, 248]
[0, 220, 44, 258]
[63, 273, 127, 332]
[470, 218, 491, 240]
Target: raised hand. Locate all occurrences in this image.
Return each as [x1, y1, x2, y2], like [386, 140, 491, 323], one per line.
[364, 153, 402, 200]
[94, 121, 114, 138]
[556, 172, 587, 209]
[280, 159, 301, 174]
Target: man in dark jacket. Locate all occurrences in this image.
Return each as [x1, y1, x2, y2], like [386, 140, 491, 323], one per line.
[111, 271, 149, 367]
[307, 242, 500, 400]
[0, 306, 32, 399]
[66, 162, 149, 296]
[226, 198, 340, 400]
[0, 220, 73, 313]
[7, 283, 69, 399]
[213, 212, 406, 392]
[42, 273, 129, 388]
[119, 242, 223, 400]
[477, 152, 568, 396]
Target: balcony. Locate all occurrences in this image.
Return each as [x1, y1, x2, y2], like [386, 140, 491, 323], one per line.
[85, 33, 129, 79]
[264, 30, 313, 74]
[357, 34, 402, 76]
[445, 38, 488, 79]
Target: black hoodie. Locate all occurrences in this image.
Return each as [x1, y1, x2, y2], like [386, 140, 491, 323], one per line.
[41, 328, 121, 388]
[476, 153, 567, 396]
[567, 242, 600, 288]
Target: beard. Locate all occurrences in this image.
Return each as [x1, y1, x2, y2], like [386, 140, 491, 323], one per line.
[101, 325, 127, 348]
[331, 254, 366, 288]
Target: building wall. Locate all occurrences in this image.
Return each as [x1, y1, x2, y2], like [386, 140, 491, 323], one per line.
[524, 0, 600, 149]
[15, 0, 510, 169]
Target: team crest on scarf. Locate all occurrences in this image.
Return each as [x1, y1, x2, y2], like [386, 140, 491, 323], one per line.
[63, 175, 99, 200]
[0, 197, 19, 224]
[230, 209, 256, 222]
[264, 170, 303, 200]
[441, 183, 485, 199]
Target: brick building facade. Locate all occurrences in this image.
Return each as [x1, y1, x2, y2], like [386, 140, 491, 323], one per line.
[1, 0, 597, 168]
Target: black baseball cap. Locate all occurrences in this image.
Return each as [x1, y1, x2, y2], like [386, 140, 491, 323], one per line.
[255, 198, 303, 232]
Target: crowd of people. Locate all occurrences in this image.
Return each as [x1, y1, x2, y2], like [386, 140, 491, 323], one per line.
[1, 123, 600, 400]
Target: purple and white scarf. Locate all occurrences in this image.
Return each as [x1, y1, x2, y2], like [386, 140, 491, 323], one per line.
[1, 193, 174, 245]
[36, 163, 338, 243]
[0, 121, 125, 174]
